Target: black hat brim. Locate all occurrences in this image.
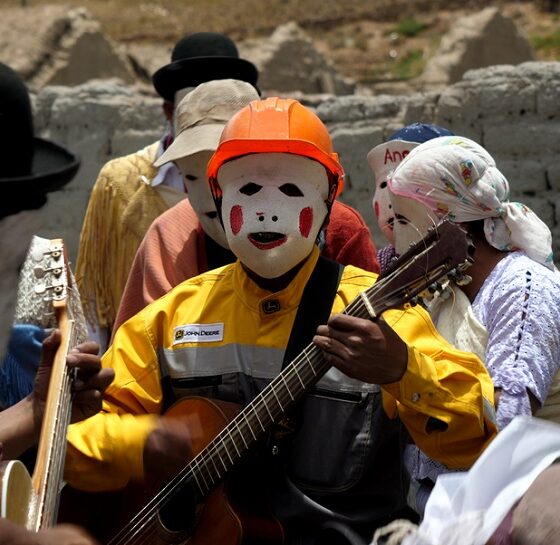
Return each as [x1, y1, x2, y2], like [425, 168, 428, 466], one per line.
[152, 56, 259, 102]
[1, 137, 80, 194]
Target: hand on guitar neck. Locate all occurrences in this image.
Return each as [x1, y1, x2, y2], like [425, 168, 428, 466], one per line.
[34, 330, 114, 426]
[314, 314, 409, 385]
[0, 329, 114, 460]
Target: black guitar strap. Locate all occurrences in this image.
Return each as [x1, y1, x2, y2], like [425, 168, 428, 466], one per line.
[282, 255, 345, 369]
[268, 254, 344, 458]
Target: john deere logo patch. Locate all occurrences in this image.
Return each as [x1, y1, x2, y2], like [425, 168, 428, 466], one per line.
[172, 323, 224, 345]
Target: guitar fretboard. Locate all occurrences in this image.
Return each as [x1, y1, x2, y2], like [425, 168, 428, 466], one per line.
[181, 291, 378, 498]
[34, 320, 79, 530]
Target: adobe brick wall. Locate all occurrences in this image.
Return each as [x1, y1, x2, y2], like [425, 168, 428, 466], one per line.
[35, 61, 560, 261]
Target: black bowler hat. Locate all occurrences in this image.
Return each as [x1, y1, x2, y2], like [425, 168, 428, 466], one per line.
[152, 32, 259, 102]
[0, 63, 80, 218]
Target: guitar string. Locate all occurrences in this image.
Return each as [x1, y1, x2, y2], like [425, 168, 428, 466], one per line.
[38, 330, 74, 528]
[114, 341, 336, 545]
[47, 372, 73, 525]
[108, 264, 426, 545]
[26, 239, 91, 529]
[46, 342, 76, 526]
[108, 285, 386, 545]
[52, 325, 80, 512]
[116, 270, 444, 540]
[109, 244, 456, 544]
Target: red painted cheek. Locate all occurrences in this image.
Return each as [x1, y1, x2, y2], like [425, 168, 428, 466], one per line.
[374, 201, 380, 219]
[299, 207, 314, 238]
[230, 205, 244, 235]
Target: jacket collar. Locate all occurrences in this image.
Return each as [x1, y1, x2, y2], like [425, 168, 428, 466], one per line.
[232, 246, 320, 318]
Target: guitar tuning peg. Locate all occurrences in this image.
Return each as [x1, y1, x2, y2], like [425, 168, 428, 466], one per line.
[427, 282, 440, 294]
[34, 283, 47, 295]
[49, 243, 63, 256]
[33, 281, 66, 299]
[412, 291, 432, 307]
[454, 273, 472, 286]
[34, 266, 63, 279]
[448, 268, 472, 286]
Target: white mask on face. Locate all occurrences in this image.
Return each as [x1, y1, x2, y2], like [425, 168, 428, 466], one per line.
[0, 208, 45, 356]
[373, 178, 394, 244]
[367, 141, 418, 245]
[389, 190, 440, 255]
[176, 150, 229, 249]
[218, 153, 329, 280]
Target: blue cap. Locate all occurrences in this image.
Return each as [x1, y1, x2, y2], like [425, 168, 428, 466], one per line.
[388, 122, 454, 144]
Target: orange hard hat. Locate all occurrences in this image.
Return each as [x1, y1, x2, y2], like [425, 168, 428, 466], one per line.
[207, 97, 344, 202]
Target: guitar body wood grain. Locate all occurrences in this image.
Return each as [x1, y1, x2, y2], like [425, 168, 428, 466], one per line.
[150, 396, 284, 545]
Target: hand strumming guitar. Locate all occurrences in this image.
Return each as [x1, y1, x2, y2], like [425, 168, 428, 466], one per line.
[143, 418, 193, 482]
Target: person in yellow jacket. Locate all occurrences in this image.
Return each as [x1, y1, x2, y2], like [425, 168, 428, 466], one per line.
[65, 98, 497, 544]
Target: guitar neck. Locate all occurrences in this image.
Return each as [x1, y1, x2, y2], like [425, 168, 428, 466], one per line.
[184, 287, 381, 499]
[176, 222, 474, 500]
[188, 343, 329, 497]
[109, 220, 474, 545]
[30, 309, 77, 531]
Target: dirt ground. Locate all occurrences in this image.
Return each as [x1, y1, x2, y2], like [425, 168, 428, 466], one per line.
[4, 0, 559, 89]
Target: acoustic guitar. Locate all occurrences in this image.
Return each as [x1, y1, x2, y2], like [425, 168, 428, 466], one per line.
[107, 220, 474, 545]
[0, 237, 87, 531]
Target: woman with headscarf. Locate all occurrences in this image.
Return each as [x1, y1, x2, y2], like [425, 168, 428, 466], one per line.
[387, 135, 560, 514]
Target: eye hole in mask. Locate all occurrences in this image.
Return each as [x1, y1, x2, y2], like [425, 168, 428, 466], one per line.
[240, 182, 262, 196]
[279, 183, 304, 197]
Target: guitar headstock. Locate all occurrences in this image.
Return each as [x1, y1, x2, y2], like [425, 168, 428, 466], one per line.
[13, 236, 87, 342]
[367, 220, 474, 317]
[33, 238, 69, 308]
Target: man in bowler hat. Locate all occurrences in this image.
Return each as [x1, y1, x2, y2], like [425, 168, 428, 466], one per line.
[75, 32, 259, 352]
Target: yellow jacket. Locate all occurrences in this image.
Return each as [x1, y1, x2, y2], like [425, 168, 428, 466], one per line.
[66, 247, 496, 492]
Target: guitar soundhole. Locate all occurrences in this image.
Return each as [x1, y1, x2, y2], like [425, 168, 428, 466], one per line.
[156, 483, 198, 539]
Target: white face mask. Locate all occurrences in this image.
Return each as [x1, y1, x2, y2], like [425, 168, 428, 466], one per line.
[218, 153, 329, 280]
[372, 177, 395, 244]
[367, 141, 418, 245]
[0, 208, 45, 356]
[176, 150, 228, 249]
[389, 190, 440, 256]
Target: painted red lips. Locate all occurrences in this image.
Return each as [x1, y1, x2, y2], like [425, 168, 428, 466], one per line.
[248, 232, 287, 250]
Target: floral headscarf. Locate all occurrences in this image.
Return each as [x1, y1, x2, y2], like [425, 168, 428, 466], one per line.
[389, 136, 555, 270]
